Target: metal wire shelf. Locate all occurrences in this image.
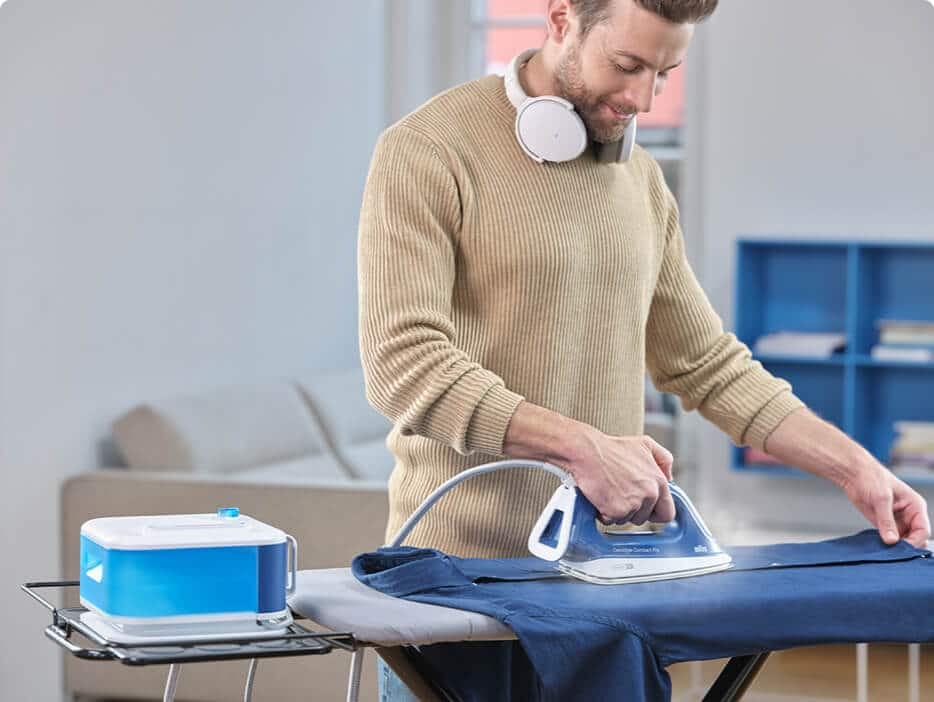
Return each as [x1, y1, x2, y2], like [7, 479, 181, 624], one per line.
[23, 580, 357, 702]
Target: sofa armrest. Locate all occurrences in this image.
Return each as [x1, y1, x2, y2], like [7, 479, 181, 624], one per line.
[61, 470, 390, 581]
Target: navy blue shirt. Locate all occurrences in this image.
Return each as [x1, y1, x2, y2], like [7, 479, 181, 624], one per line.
[354, 531, 934, 701]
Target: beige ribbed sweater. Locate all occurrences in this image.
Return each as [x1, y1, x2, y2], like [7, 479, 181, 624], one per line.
[357, 74, 805, 558]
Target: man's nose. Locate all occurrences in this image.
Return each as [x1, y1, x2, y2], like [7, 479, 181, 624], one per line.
[620, 73, 657, 114]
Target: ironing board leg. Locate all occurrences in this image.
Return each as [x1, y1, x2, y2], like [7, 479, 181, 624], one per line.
[908, 643, 920, 702]
[700, 652, 770, 702]
[347, 648, 364, 702]
[163, 664, 181, 702]
[856, 642, 868, 702]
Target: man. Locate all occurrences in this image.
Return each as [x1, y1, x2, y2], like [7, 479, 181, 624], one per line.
[359, 0, 929, 569]
[358, 0, 930, 697]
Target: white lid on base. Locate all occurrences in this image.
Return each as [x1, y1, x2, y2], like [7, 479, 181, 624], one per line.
[81, 511, 286, 550]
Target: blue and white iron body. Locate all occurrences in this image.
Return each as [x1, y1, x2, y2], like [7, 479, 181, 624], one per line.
[78, 508, 297, 644]
[528, 481, 732, 584]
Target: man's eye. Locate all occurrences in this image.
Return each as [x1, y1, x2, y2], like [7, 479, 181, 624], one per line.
[615, 64, 641, 74]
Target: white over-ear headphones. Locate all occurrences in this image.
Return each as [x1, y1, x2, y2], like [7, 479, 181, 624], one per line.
[504, 48, 637, 164]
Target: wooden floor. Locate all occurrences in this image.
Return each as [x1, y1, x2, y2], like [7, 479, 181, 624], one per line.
[668, 644, 934, 701]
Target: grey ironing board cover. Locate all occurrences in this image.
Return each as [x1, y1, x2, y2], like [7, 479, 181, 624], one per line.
[288, 567, 515, 645]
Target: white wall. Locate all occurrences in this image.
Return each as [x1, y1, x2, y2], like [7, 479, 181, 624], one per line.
[0, 1, 385, 699]
[384, 0, 472, 124]
[685, 0, 934, 531]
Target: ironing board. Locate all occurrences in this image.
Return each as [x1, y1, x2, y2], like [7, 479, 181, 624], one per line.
[26, 568, 918, 702]
[289, 568, 771, 702]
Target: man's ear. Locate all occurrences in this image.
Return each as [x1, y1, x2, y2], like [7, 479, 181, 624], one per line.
[546, 0, 574, 44]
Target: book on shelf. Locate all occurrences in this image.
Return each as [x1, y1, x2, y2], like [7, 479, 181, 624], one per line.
[890, 458, 934, 478]
[891, 451, 934, 465]
[880, 331, 934, 346]
[893, 421, 934, 437]
[889, 421, 934, 476]
[871, 345, 934, 363]
[876, 319, 934, 333]
[752, 331, 846, 358]
[876, 319, 934, 346]
[891, 464, 934, 480]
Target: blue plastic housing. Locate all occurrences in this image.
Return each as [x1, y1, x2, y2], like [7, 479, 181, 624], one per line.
[559, 484, 723, 562]
[79, 535, 287, 618]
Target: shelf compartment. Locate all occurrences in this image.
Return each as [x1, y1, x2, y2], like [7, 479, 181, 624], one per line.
[733, 239, 934, 482]
[854, 245, 934, 355]
[852, 365, 934, 465]
[736, 241, 848, 347]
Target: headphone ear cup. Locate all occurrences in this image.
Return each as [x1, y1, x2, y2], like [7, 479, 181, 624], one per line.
[515, 96, 588, 163]
[595, 116, 638, 164]
[619, 116, 637, 162]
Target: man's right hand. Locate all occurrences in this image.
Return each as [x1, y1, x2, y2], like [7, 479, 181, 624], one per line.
[503, 401, 677, 526]
[565, 429, 676, 525]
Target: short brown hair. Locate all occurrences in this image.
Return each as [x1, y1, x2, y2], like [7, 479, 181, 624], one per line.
[570, 0, 719, 35]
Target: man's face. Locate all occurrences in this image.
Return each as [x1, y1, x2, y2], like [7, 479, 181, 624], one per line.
[552, 0, 694, 143]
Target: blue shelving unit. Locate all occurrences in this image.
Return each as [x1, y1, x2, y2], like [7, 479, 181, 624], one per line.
[732, 239, 934, 484]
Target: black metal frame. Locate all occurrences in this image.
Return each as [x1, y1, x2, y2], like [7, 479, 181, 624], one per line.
[702, 653, 772, 702]
[22, 580, 355, 665]
[26, 580, 771, 700]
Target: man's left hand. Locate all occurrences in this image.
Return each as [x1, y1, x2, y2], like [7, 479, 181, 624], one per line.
[841, 463, 931, 548]
[766, 408, 931, 549]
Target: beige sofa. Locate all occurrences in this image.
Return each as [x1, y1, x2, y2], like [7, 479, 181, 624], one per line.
[60, 369, 677, 701]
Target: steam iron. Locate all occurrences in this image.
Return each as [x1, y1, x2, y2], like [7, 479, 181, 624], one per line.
[528, 481, 732, 584]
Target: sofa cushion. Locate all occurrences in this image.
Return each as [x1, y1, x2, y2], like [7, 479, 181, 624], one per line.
[295, 368, 393, 445]
[233, 455, 349, 484]
[340, 443, 396, 482]
[295, 368, 395, 479]
[113, 382, 338, 474]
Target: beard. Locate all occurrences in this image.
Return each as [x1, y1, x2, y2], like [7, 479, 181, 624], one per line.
[553, 41, 630, 145]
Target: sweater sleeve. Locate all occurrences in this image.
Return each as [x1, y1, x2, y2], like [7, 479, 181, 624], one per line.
[357, 124, 525, 456]
[641, 157, 806, 449]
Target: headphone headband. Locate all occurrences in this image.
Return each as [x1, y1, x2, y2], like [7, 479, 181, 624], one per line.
[504, 48, 539, 110]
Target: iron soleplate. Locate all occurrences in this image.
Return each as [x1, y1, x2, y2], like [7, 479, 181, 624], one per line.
[557, 553, 733, 585]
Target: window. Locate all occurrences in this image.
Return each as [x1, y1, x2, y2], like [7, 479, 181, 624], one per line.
[469, 0, 685, 197]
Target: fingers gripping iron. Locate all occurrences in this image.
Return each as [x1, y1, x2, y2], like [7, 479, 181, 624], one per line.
[528, 482, 732, 584]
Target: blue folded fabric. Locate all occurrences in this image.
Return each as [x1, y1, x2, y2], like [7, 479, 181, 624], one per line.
[353, 530, 934, 702]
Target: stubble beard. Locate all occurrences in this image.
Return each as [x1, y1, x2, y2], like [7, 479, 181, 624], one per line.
[552, 40, 629, 145]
